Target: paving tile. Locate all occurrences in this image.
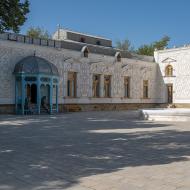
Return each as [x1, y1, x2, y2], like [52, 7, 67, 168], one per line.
[0, 112, 190, 190]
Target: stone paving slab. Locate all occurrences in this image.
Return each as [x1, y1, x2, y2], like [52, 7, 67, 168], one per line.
[0, 111, 190, 190]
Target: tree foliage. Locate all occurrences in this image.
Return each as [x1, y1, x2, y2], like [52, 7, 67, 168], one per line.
[116, 39, 134, 52]
[26, 27, 51, 39]
[136, 36, 170, 56]
[0, 0, 29, 33]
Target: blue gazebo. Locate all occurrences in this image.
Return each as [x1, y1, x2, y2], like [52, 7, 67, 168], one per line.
[13, 56, 59, 115]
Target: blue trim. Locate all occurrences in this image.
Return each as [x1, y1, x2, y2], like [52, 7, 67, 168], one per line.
[21, 75, 25, 115]
[56, 85, 58, 113]
[15, 79, 18, 114]
[37, 75, 41, 114]
[14, 73, 59, 115]
[49, 78, 53, 114]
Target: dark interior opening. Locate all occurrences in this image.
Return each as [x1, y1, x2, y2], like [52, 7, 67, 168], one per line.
[31, 84, 37, 104]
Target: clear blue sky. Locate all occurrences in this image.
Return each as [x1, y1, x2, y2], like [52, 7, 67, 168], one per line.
[21, 0, 190, 49]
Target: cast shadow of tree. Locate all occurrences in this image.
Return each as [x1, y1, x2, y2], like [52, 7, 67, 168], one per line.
[0, 112, 190, 189]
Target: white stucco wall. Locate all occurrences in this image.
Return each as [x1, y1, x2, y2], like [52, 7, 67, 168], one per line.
[155, 46, 190, 104]
[0, 39, 163, 105]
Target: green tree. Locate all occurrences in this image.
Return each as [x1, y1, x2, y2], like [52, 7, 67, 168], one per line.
[116, 39, 134, 52]
[26, 27, 51, 39]
[137, 36, 170, 56]
[0, 0, 29, 33]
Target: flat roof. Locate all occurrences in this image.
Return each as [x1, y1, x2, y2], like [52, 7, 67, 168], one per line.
[60, 28, 112, 41]
[155, 45, 190, 53]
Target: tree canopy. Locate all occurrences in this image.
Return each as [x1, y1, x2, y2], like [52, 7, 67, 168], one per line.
[0, 0, 29, 33]
[115, 39, 134, 52]
[136, 36, 170, 56]
[26, 27, 51, 39]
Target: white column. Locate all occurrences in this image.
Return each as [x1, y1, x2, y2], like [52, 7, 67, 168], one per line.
[63, 71, 68, 97]
[76, 72, 80, 98]
[100, 75, 104, 97]
[88, 73, 93, 97]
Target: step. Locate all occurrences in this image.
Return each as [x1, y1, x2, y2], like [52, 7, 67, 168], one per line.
[140, 108, 190, 121]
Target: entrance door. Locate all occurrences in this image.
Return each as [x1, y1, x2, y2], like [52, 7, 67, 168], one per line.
[31, 84, 37, 104]
[26, 84, 37, 103]
[167, 84, 173, 103]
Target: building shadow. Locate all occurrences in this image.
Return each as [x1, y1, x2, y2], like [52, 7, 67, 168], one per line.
[0, 112, 190, 189]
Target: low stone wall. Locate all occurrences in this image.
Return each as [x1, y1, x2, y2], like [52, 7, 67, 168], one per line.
[0, 105, 15, 114]
[59, 103, 168, 112]
[174, 104, 190, 108]
[0, 103, 168, 114]
[140, 108, 190, 121]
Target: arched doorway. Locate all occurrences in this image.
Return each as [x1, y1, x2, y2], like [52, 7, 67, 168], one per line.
[27, 84, 37, 104]
[40, 84, 50, 104]
[40, 84, 51, 113]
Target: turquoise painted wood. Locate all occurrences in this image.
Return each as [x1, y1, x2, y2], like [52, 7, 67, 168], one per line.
[21, 75, 25, 115]
[49, 78, 53, 114]
[56, 85, 58, 113]
[37, 75, 41, 114]
[14, 73, 59, 115]
[15, 79, 18, 114]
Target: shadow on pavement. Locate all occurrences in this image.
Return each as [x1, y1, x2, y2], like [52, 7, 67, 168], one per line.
[0, 111, 189, 189]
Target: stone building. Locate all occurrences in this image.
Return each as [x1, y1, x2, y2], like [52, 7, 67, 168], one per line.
[0, 28, 189, 114]
[155, 46, 190, 106]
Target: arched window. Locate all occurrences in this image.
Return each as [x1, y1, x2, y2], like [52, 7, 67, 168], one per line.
[165, 65, 173, 77]
[81, 46, 89, 58]
[115, 52, 121, 62]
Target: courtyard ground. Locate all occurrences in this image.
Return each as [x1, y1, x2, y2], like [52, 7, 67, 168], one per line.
[0, 111, 190, 190]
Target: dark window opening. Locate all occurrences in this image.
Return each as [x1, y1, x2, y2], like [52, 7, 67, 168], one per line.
[84, 48, 89, 58]
[124, 76, 130, 98]
[117, 54, 121, 62]
[143, 80, 149, 99]
[92, 74, 100, 97]
[26, 84, 37, 104]
[96, 41, 101, 45]
[80, 37, 85, 43]
[67, 72, 77, 98]
[104, 75, 111, 97]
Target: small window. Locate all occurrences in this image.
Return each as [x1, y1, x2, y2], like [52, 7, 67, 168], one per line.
[96, 41, 101, 45]
[165, 65, 173, 77]
[115, 52, 122, 62]
[84, 49, 89, 57]
[82, 46, 89, 58]
[67, 72, 77, 98]
[80, 37, 85, 43]
[92, 74, 100, 97]
[117, 54, 121, 62]
[104, 75, 111, 97]
[124, 76, 130, 98]
[143, 80, 149, 99]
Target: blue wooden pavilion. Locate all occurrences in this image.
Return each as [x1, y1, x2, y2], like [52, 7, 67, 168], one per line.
[13, 56, 59, 115]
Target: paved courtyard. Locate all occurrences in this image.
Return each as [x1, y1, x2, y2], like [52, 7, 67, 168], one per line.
[0, 111, 190, 190]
